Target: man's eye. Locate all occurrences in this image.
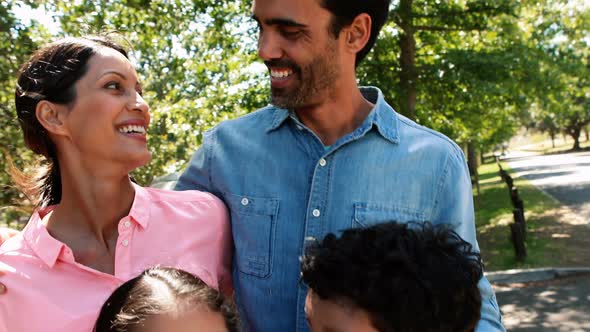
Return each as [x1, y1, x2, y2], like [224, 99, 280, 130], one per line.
[281, 29, 301, 38]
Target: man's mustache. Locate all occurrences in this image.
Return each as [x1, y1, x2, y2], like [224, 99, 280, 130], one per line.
[264, 60, 301, 73]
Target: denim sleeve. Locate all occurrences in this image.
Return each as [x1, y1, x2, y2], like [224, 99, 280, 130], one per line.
[432, 149, 506, 332]
[175, 129, 215, 194]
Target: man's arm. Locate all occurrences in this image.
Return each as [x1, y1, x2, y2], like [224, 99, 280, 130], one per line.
[432, 149, 505, 332]
[175, 129, 215, 194]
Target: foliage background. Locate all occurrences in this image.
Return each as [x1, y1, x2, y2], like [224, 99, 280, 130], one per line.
[1, 0, 588, 224]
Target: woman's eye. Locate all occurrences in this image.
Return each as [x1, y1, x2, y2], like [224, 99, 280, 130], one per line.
[105, 82, 121, 90]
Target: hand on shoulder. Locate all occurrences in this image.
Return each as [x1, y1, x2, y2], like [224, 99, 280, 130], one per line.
[0, 227, 19, 246]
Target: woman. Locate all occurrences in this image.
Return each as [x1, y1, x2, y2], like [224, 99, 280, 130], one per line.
[0, 36, 232, 331]
[94, 267, 239, 332]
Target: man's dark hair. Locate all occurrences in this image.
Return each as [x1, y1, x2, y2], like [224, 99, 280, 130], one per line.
[320, 0, 392, 66]
[301, 222, 484, 332]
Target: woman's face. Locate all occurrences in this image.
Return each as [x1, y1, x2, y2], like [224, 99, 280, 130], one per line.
[139, 307, 229, 332]
[60, 46, 150, 171]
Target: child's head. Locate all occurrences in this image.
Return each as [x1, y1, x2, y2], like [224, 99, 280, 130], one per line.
[94, 267, 238, 332]
[301, 222, 484, 332]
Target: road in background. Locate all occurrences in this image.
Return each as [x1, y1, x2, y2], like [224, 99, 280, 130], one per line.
[495, 274, 590, 332]
[505, 151, 590, 219]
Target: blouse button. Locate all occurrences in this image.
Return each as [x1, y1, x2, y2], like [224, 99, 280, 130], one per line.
[121, 239, 129, 247]
[241, 197, 249, 206]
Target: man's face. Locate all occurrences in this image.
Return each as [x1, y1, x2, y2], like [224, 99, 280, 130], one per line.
[252, 0, 341, 110]
[305, 290, 379, 332]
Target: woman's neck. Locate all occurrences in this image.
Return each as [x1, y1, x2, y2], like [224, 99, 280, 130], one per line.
[44, 155, 136, 273]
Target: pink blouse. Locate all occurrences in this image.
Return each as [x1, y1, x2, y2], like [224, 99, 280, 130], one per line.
[0, 184, 232, 332]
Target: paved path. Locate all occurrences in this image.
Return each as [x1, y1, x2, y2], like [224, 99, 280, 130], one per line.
[495, 274, 590, 331]
[505, 151, 590, 219]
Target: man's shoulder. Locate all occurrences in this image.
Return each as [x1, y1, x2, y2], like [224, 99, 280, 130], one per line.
[395, 112, 465, 161]
[211, 105, 278, 134]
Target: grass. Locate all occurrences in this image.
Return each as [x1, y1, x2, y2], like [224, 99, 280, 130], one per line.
[510, 131, 590, 154]
[474, 162, 562, 271]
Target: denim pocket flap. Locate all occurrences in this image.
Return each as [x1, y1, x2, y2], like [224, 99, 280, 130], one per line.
[353, 203, 427, 227]
[226, 193, 279, 217]
[225, 192, 279, 278]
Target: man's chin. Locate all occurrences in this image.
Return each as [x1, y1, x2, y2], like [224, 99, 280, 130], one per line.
[271, 93, 295, 110]
[271, 100, 293, 110]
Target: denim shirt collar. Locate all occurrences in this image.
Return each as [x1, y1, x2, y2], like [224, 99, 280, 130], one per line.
[266, 86, 400, 144]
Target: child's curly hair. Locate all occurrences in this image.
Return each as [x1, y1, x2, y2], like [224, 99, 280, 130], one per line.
[301, 221, 484, 332]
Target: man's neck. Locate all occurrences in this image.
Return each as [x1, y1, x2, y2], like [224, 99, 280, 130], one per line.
[295, 85, 374, 146]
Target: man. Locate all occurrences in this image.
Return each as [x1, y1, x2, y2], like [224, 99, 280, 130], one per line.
[301, 222, 484, 332]
[175, 0, 504, 330]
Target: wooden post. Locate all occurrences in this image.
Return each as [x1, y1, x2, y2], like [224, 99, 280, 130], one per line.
[513, 208, 527, 240]
[510, 222, 527, 261]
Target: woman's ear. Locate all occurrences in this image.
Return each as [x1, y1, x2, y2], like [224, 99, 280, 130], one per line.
[35, 101, 69, 137]
[344, 13, 371, 55]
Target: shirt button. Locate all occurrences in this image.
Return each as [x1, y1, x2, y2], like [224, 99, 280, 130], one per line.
[312, 209, 321, 217]
[123, 221, 131, 228]
[296, 125, 304, 131]
[121, 239, 129, 247]
[319, 158, 327, 167]
[241, 197, 249, 206]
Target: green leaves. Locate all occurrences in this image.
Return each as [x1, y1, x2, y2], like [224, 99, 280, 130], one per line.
[1, 0, 587, 224]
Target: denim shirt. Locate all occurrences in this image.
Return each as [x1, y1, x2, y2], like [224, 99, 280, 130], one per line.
[176, 87, 504, 332]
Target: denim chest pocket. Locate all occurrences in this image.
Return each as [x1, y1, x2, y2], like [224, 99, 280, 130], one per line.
[225, 192, 279, 278]
[353, 203, 428, 228]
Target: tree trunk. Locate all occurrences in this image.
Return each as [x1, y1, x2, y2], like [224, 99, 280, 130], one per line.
[585, 126, 589, 142]
[398, 0, 417, 121]
[550, 131, 555, 148]
[467, 142, 480, 205]
[570, 127, 582, 151]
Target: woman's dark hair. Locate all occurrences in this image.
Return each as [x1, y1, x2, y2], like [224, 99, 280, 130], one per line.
[94, 267, 239, 332]
[13, 35, 128, 207]
[320, 0, 392, 66]
[301, 221, 484, 332]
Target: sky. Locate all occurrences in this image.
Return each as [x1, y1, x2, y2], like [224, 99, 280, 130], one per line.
[11, 2, 60, 35]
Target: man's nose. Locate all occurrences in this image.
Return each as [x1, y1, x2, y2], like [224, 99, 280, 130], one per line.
[258, 31, 283, 61]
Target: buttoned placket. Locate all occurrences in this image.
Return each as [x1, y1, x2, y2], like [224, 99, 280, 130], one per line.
[115, 216, 134, 279]
[288, 114, 376, 331]
[296, 149, 333, 331]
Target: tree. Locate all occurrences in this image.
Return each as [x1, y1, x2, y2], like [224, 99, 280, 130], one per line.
[40, 0, 268, 184]
[359, 0, 543, 180]
[530, 0, 590, 151]
[0, 2, 54, 224]
[388, 0, 518, 121]
[0, 0, 269, 225]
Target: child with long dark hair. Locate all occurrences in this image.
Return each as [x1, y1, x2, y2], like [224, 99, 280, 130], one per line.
[94, 267, 238, 332]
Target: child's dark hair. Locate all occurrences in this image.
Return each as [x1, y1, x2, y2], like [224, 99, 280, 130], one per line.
[94, 267, 239, 332]
[301, 222, 484, 332]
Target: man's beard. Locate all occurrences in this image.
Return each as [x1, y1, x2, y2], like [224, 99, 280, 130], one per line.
[267, 47, 340, 110]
